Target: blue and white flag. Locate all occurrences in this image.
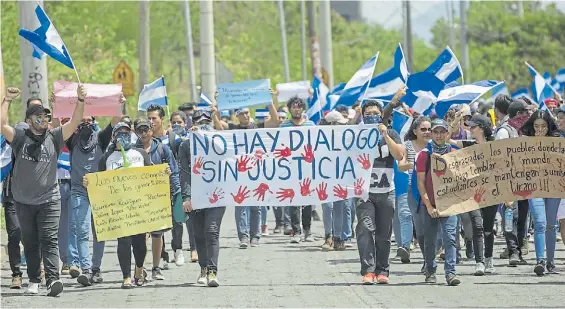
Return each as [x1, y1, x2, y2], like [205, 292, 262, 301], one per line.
[403, 71, 446, 115]
[555, 68, 565, 84]
[511, 87, 529, 100]
[525, 62, 559, 109]
[57, 151, 71, 171]
[365, 44, 409, 102]
[1, 136, 12, 183]
[392, 110, 414, 143]
[254, 108, 269, 121]
[306, 76, 330, 124]
[18, 4, 74, 69]
[200, 91, 214, 106]
[334, 53, 379, 107]
[435, 80, 503, 118]
[491, 82, 509, 97]
[330, 82, 346, 95]
[138, 76, 168, 111]
[197, 103, 211, 111]
[425, 46, 463, 84]
[550, 78, 564, 93]
[543, 72, 552, 84]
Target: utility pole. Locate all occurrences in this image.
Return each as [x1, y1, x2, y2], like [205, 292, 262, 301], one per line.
[306, 1, 322, 80]
[300, 0, 307, 81]
[183, 1, 197, 101]
[402, 1, 408, 52]
[460, 0, 470, 82]
[446, 0, 456, 49]
[517, 0, 524, 18]
[405, 0, 414, 71]
[200, 0, 216, 98]
[138, 0, 150, 117]
[277, 0, 290, 82]
[319, 0, 333, 88]
[18, 0, 48, 115]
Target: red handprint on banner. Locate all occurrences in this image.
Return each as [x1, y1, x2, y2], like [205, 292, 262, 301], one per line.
[237, 155, 255, 172]
[357, 153, 371, 170]
[208, 188, 225, 204]
[301, 144, 314, 163]
[252, 183, 273, 202]
[254, 149, 266, 160]
[299, 178, 315, 196]
[354, 179, 365, 196]
[192, 157, 204, 175]
[231, 186, 251, 204]
[316, 182, 328, 201]
[274, 145, 292, 159]
[333, 184, 348, 200]
[276, 188, 295, 203]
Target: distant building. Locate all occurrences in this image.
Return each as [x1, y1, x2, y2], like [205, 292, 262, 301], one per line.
[330, 1, 364, 22]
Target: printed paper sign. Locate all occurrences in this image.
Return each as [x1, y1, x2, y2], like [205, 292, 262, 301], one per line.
[217, 79, 272, 110]
[276, 80, 310, 102]
[86, 164, 172, 241]
[190, 125, 380, 209]
[53, 80, 123, 118]
[432, 137, 565, 216]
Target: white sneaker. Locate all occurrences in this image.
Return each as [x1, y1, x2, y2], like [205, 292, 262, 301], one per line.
[174, 249, 185, 266]
[474, 262, 485, 276]
[485, 257, 496, 273]
[196, 267, 207, 285]
[160, 258, 169, 270]
[25, 282, 40, 295]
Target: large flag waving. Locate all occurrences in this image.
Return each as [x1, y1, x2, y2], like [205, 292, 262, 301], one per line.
[364, 44, 409, 101]
[334, 53, 379, 108]
[525, 62, 560, 109]
[306, 76, 330, 123]
[435, 80, 503, 118]
[425, 46, 463, 84]
[138, 76, 168, 111]
[19, 4, 75, 69]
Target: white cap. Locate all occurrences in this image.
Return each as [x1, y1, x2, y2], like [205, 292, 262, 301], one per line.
[325, 110, 349, 124]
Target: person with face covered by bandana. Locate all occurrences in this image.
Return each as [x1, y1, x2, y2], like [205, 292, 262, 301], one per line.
[63, 96, 123, 287]
[178, 107, 226, 287]
[83, 122, 156, 289]
[1, 85, 87, 297]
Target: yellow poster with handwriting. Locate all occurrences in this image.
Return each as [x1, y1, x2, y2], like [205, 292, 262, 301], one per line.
[86, 164, 172, 241]
[431, 137, 565, 216]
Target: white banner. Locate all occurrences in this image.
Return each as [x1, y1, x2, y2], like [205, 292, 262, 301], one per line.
[190, 125, 380, 209]
[276, 80, 311, 102]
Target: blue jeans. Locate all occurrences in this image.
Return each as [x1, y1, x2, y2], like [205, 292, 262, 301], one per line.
[529, 198, 546, 261]
[235, 206, 261, 240]
[273, 207, 291, 227]
[261, 206, 268, 225]
[322, 199, 353, 240]
[407, 189, 425, 258]
[393, 193, 413, 249]
[68, 194, 92, 271]
[91, 214, 105, 271]
[423, 210, 457, 278]
[58, 181, 71, 265]
[544, 198, 561, 263]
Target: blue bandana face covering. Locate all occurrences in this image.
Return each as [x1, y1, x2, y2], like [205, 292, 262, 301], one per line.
[172, 124, 187, 137]
[115, 132, 133, 150]
[363, 114, 382, 124]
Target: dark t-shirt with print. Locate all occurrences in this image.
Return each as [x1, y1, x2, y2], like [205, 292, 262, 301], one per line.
[370, 129, 401, 194]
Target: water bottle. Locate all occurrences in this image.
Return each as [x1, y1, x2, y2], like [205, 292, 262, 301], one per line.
[504, 206, 513, 233]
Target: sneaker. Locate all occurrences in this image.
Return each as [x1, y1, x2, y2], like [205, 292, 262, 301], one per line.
[509, 254, 520, 266]
[376, 274, 390, 284]
[321, 235, 334, 251]
[239, 237, 249, 249]
[273, 225, 282, 234]
[90, 270, 103, 283]
[534, 260, 546, 276]
[283, 227, 293, 236]
[77, 272, 92, 286]
[304, 230, 315, 242]
[397, 247, 410, 264]
[546, 261, 558, 274]
[25, 282, 40, 294]
[290, 233, 301, 243]
[312, 210, 321, 221]
[69, 265, 80, 278]
[425, 272, 436, 284]
[196, 267, 207, 284]
[261, 224, 269, 236]
[517, 256, 528, 265]
[207, 269, 219, 287]
[160, 258, 169, 270]
[361, 273, 375, 285]
[190, 251, 198, 263]
[10, 276, 22, 289]
[446, 274, 461, 286]
[174, 249, 185, 266]
[334, 238, 346, 251]
[46, 279, 63, 297]
[499, 248, 509, 259]
[121, 277, 133, 289]
[474, 262, 485, 276]
[485, 257, 496, 273]
[61, 264, 70, 276]
[152, 267, 165, 280]
[250, 238, 259, 247]
[344, 239, 354, 248]
[521, 239, 530, 255]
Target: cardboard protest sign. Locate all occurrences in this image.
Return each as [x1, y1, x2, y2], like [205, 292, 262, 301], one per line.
[216, 79, 272, 110]
[432, 137, 565, 216]
[190, 125, 380, 209]
[53, 80, 123, 118]
[86, 164, 172, 241]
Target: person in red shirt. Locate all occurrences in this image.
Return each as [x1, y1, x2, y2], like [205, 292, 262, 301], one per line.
[415, 118, 460, 286]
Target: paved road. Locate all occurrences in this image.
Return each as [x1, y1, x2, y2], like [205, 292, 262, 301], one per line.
[2, 207, 564, 308]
